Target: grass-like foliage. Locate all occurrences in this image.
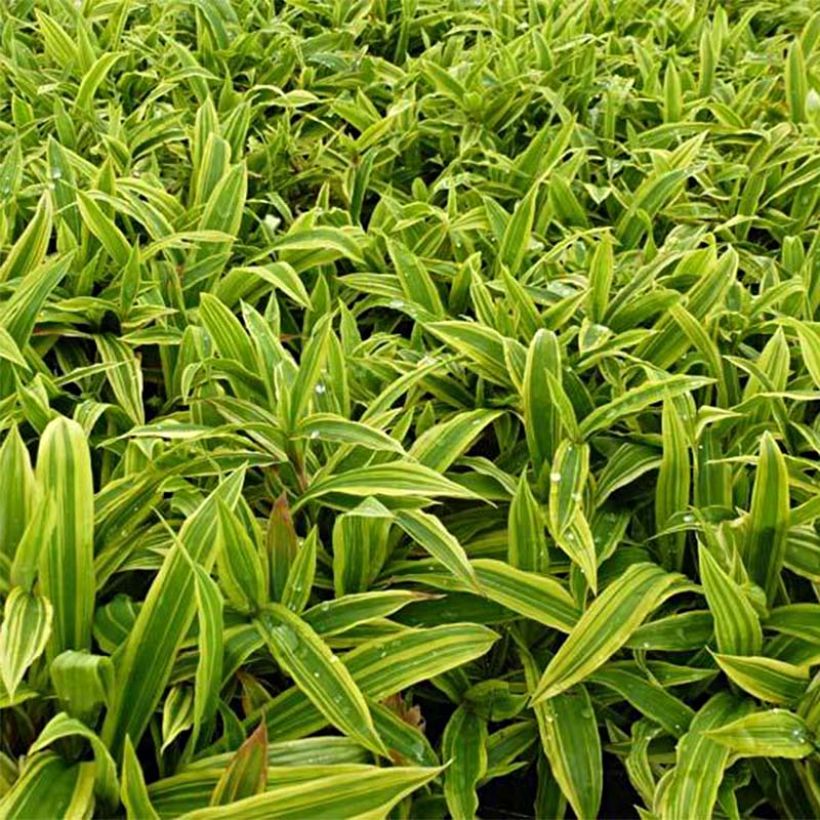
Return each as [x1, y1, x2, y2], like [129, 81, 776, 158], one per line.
[1, 1, 819, 817]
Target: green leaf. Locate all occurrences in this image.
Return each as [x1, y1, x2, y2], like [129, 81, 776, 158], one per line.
[627, 610, 714, 651]
[508, 472, 548, 572]
[522, 329, 562, 471]
[548, 440, 589, 538]
[179, 765, 443, 820]
[216, 499, 267, 614]
[442, 705, 488, 820]
[199, 293, 257, 374]
[785, 41, 808, 123]
[97, 334, 145, 426]
[0, 588, 52, 697]
[297, 413, 404, 454]
[0, 424, 37, 566]
[766, 604, 820, 643]
[0, 754, 95, 819]
[425, 321, 512, 386]
[50, 650, 113, 724]
[587, 233, 613, 323]
[74, 52, 122, 111]
[662, 694, 755, 820]
[409, 409, 501, 472]
[29, 712, 119, 812]
[388, 239, 444, 316]
[162, 685, 194, 751]
[77, 190, 132, 266]
[36, 417, 95, 659]
[303, 591, 426, 636]
[0, 192, 52, 284]
[713, 654, 808, 705]
[188, 558, 224, 746]
[521, 644, 601, 820]
[219, 263, 311, 309]
[531, 563, 684, 702]
[297, 462, 481, 508]
[256, 603, 387, 756]
[0, 254, 70, 393]
[499, 182, 539, 275]
[394, 509, 479, 590]
[580, 375, 713, 438]
[122, 736, 160, 820]
[259, 624, 499, 742]
[331, 501, 392, 596]
[705, 710, 814, 759]
[743, 432, 789, 604]
[281, 528, 318, 614]
[655, 399, 690, 571]
[266, 494, 299, 603]
[287, 314, 333, 430]
[793, 321, 820, 389]
[370, 698, 439, 767]
[589, 666, 694, 736]
[699, 545, 762, 656]
[102, 471, 244, 759]
[472, 559, 579, 632]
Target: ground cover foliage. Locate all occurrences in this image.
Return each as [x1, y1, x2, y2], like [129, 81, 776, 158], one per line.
[0, 0, 819, 817]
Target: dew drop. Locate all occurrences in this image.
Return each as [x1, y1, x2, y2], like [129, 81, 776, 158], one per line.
[314, 383, 326, 394]
[550, 472, 562, 483]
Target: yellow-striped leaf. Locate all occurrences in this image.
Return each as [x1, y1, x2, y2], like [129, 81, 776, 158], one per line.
[661, 693, 755, 820]
[442, 705, 487, 820]
[36, 417, 95, 660]
[521, 645, 601, 820]
[714, 654, 809, 705]
[0, 192, 52, 284]
[743, 432, 789, 603]
[705, 709, 814, 759]
[122, 736, 160, 820]
[472, 559, 579, 632]
[256, 603, 387, 756]
[699, 545, 762, 656]
[508, 472, 548, 572]
[655, 399, 690, 571]
[394, 508, 479, 590]
[548, 440, 589, 538]
[0, 588, 52, 697]
[179, 765, 443, 820]
[102, 471, 244, 759]
[531, 563, 684, 702]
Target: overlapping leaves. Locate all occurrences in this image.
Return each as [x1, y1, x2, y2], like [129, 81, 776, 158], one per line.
[0, 1, 819, 819]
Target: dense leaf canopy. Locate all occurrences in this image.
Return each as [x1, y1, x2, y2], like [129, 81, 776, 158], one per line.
[0, 1, 819, 818]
